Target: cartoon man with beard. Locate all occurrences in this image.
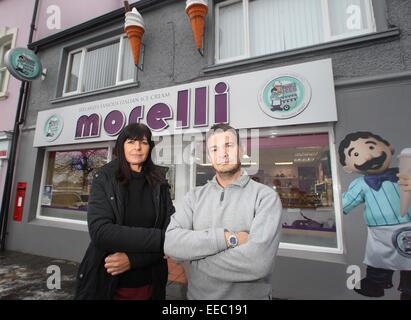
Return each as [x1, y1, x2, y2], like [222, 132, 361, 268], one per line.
[339, 132, 411, 300]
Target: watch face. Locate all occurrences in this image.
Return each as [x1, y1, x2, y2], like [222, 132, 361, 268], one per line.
[229, 235, 238, 246]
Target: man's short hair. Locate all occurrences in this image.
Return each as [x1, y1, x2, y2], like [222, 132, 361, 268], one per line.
[206, 123, 240, 146]
[338, 131, 391, 166]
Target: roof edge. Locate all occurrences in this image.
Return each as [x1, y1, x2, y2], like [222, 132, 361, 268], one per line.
[29, 0, 170, 50]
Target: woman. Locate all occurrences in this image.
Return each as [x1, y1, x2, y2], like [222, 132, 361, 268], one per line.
[75, 123, 175, 300]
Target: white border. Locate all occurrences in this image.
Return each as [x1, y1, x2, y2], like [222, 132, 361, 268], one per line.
[265, 124, 344, 255]
[36, 142, 113, 225]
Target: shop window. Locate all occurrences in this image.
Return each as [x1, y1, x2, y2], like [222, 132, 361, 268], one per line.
[0, 36, 13, 98]
[215, 0, 376, 63]
[194, 130, 340, 249]
[63, 35, 137, 96]
[38, 147, 109, 222]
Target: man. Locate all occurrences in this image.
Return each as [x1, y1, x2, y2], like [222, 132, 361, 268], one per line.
[164, 124, 283, 300]
[339, 131, 411, 300]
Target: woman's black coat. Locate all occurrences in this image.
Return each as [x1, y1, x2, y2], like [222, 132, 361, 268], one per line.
[75, 159, 175, 300]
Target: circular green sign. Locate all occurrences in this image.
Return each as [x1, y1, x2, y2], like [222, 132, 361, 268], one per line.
[43, 114, 64, 142]
[258, 74, 312, 119]
[4, 47, 42, 81]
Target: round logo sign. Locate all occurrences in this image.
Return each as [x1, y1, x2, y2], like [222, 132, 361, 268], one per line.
[392, 227, 411, 258]
[4, 48, 42, 81]
[258, 74, 312, 119]
[43, 115, 63, 142]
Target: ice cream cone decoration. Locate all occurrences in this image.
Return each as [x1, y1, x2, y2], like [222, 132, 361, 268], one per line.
[124, 7, 145, 66]
[186, 0, 208, 50]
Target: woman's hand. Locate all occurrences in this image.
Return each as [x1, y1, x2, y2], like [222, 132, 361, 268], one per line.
[398, 174, 411, 191]
[104, 252, 131, 276]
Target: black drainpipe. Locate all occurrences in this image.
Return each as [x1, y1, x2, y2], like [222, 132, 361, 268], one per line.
[0, 0, 40, 251]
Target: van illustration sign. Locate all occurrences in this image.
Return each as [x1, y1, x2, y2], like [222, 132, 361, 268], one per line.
[259, 75, 312, 119]
[43, 114, 63, 142]
[4, 48, 42, 81]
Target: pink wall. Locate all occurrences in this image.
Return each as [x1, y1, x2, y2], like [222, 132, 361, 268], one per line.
[0, 0, 36, 132]
[0, 0, 140, 132]
[34, 0, 141, 41]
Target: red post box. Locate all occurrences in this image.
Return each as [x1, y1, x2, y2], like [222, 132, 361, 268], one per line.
[13, 182, 27, 222]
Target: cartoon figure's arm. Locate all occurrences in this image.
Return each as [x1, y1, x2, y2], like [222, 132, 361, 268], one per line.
[342, 179, 365, 214]
[398, 174, 411, 192]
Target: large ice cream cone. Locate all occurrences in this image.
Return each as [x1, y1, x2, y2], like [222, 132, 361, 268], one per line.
[399, 148, 411, 216]
[186, 1, 208, 49]
[125, 25, 144, 66]
[124, 8, 145, 66]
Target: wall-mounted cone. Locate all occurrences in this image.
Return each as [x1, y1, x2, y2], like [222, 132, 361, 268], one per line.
[124, 7, 145, 66]
[125, 25, 145, 66]
[186, 3, 208, 49]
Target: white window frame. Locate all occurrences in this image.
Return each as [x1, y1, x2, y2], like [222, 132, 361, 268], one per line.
[268, 125, 344, 255]
[190, 124, 344, 255]
[63, 34, 135, 97]
[215, 0, 376, 64]
[320, 0, 376, 42]
[0, 28, 18, 99]
[36, 142, 113, 225]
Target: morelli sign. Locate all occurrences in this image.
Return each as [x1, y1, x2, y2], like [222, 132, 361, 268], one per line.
[34, 59, 338, 147]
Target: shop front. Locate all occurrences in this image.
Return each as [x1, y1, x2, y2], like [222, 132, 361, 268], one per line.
[30, 58, 343, 259]
[5, 41, 411, 298]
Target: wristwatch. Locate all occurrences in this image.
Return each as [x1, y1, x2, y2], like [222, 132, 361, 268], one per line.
[226, 230, 238, 248]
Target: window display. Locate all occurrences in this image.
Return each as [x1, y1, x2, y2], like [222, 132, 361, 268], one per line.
[255, 133, 337, 248]
[39, 148, 108, 221]
[194, 130, 338, 248]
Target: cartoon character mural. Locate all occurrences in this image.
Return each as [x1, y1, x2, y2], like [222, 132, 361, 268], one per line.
[339, 132, 411, 300]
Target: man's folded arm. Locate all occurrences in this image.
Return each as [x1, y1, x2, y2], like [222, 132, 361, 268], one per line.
[164, 191, 228, 262]
[191, 190, 283, 282]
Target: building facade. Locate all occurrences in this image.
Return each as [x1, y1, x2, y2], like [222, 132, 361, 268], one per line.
[3, 0, 411, 299]
[0, 0, 38, 212]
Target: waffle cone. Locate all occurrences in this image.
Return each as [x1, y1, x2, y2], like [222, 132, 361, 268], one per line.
[186, 4, 208, 49]
[125, 25, 145, 66]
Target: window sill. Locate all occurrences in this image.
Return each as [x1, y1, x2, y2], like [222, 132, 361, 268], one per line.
[29, 217, 88, 232]
[278, 245, 347, 264]
[50, 81, 140, 104]
[0, 92, 8, 100]
[203, 28, 400, 74]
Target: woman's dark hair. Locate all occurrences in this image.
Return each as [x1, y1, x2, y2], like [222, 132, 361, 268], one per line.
[338, 131, 391, 166]
[114, 123, 165, 187]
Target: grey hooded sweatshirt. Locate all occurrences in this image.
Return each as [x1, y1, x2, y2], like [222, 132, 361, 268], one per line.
[164, 173, 283, 300]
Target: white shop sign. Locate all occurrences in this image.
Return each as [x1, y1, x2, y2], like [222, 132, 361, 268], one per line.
[34, 58, 337, 147]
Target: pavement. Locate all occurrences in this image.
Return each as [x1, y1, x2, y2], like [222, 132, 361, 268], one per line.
[0, 250, 187, 300]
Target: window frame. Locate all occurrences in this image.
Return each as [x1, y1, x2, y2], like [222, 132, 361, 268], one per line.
[62, 34, 136, 97]
[271, 125, 344, 255]
[191, 124, 344, 255]
[215, 0, 376, 64]
[0, 28, 18, 99]
[36, 142, 113, 225]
